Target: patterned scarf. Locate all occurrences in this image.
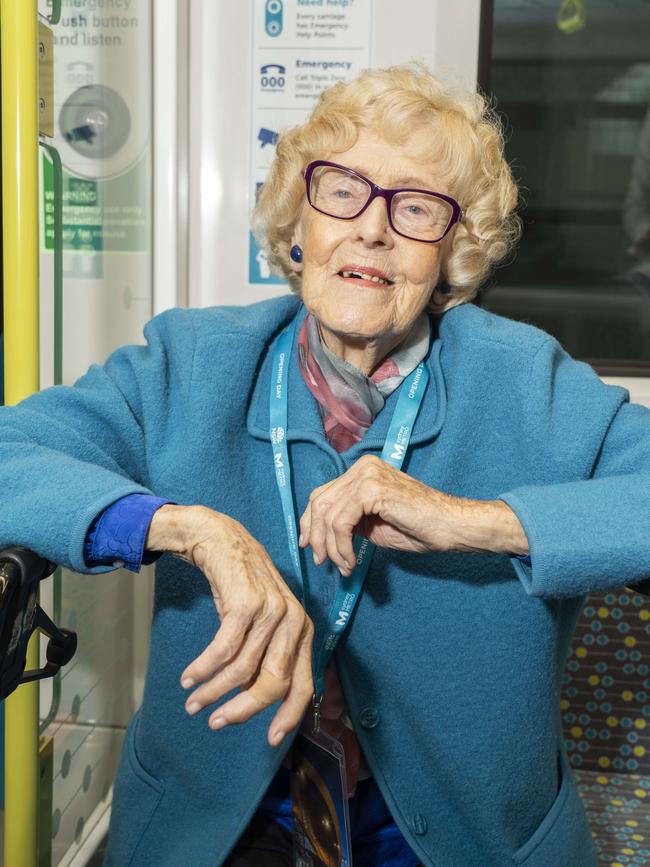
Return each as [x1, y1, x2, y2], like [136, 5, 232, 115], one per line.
[297, 311, 431, 451]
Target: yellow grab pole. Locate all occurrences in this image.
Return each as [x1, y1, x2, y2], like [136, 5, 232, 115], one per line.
[1, 1, 41, 866]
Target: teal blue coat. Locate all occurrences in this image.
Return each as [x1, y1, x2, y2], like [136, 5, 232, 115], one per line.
[2, 296, 650, 866]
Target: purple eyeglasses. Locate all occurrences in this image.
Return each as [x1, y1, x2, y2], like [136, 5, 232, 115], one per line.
[304, 160, 462, 244]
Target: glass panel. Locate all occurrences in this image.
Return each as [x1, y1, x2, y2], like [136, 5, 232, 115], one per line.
[37, 1, 154, 863]
[483, 0, 650, 372]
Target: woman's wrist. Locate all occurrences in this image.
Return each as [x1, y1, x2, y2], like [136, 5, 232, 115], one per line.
[447, 498, 529, 557]
[145, 503, 215, 562]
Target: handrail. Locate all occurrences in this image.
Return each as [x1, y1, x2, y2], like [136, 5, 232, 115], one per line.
[49, 0, 61, 25]
[1, 1, 41, 865]
[39, 144, 63, 384]
[38, 142, 63, 732]
[38, 0, 61, 26]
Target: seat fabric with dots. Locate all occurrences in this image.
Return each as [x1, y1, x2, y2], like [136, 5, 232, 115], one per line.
[564, 589, 650, 865]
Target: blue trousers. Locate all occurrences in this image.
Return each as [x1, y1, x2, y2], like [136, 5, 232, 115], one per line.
[224, 764, 421, 866]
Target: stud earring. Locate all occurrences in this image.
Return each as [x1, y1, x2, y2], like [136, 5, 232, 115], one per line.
[436, 281, 451, 294]
[290, 244, 303, 263]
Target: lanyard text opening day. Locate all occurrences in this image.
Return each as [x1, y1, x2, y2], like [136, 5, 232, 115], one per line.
[270, 316, 429, 731]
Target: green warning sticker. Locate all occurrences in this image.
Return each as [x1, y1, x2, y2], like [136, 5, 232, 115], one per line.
[42, 152, 149, 253]
[67, 178, 98, 207]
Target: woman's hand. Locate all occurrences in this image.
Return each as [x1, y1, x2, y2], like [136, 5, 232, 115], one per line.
[145, 504, 314, 747]
[299, 455, 529, 575]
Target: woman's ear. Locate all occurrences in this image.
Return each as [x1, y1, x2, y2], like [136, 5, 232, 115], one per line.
[430, 284, 451, 308]
[429, 261, 452, 307]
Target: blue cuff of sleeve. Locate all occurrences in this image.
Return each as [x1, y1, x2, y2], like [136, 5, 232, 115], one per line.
[84, 494, 176, 573]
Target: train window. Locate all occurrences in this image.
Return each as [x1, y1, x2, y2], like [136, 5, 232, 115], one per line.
[481, 0, 650, 375]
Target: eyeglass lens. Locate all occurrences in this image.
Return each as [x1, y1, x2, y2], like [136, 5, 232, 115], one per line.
[309, 164, 453, 241]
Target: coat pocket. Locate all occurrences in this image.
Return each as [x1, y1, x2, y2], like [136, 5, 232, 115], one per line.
[511, 749, 597, 867]
[104, 709, 166, 867]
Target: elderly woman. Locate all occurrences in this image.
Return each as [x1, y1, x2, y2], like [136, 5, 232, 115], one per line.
[2, 63, 650, 867]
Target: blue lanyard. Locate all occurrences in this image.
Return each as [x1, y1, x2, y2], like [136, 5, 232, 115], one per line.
[270, 316, 429, 729]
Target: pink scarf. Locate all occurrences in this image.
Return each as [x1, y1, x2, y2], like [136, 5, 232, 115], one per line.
[297, 312, 431, 452]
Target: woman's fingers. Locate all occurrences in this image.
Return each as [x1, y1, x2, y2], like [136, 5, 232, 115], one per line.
[176, 511, 317, 738]
[183, 592, 289, 714]
[184, 587, 309, 719]
[304, 483, 347, 567]
[247, 668, 293, 705]
[299, 479, 337, 553]
[206, 613, 314, 745]
[327, 500, 365, 573]
[301, 455, 446, 565]
[305, 474, 375, 573]
[181, 609, 253, 688]
[267, 619, 315, 745]
[298, 501, 311, 548]
[203, 667, 292, 735]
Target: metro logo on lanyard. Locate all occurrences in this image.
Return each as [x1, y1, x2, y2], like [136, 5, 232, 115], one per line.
[270, 314, 430, 715]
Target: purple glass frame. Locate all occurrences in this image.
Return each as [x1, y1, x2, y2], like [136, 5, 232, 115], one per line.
[304, 160, 463, 243]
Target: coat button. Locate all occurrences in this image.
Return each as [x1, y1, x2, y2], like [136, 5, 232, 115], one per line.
[409, 813, 428, 835]
[359, 707, 380, 729]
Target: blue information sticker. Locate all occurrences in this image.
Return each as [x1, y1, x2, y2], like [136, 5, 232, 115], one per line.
[249, 231, 285, 285]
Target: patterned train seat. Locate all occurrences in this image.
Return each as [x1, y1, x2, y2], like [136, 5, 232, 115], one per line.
[563, 588, 650, 866]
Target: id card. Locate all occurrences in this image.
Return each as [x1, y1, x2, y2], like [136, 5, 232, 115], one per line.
[291, 729, 353, 867]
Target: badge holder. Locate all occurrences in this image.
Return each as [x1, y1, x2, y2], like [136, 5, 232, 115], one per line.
[291, 724, 353, 867]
